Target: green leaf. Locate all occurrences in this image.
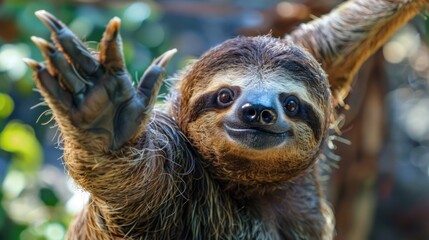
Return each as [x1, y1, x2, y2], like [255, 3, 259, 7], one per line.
[0, 93, 14, 119]
[0, 120, 43, 173]
[39, 187, 59, 207]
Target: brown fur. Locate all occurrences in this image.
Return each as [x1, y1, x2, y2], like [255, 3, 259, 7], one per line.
[289, 0, 428, 104]
[173, 37, 331, 191]
[31, 0, 427, 239]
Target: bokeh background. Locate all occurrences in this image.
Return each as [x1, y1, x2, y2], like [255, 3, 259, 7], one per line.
[1, 0, 429, 239]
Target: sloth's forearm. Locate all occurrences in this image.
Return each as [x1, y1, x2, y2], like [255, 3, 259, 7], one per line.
[62, 129, 151, 204]
[28, 11, 184, 220]
[63, 114, 194, 217]
[289, 0, 427, 102]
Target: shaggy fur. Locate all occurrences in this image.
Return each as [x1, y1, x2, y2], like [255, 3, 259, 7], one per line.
[172, 37, 332, 190]
[28, 0, 427, 239]
[290, 0, 428, 103]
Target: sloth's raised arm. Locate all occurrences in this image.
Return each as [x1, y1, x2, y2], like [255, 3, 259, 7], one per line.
[289, 0, 427, 104]
[24, 12, 192, 230]
[27, 11, 176, 151]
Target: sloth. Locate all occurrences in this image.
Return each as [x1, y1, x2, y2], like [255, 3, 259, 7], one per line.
[24, 0, 426, 239]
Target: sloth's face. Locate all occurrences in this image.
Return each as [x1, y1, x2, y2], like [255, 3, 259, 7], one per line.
[176, 36, 331, 184]
[210, 70, 322, 151]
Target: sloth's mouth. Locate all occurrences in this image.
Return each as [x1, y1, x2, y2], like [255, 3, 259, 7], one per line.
[224, 124, 292, 150]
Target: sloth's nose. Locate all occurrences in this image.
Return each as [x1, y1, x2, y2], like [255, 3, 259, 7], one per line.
[240, 103, 277, 125]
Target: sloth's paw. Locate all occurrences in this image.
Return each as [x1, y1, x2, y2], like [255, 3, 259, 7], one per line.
[25, 10, 176, 150]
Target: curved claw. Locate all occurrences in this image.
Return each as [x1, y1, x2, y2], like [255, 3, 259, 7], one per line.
[35, 10, 65, 33]
[154, 48, 177, 68]
[31, 36, 56, 55]
[31, 36, 58, 76]
[104, 17, 121, 42]
[35, 10, 100, 76]
[100, 17, 125, 70]
[137, 49, 177, 100]
[23, 58, 43, 71]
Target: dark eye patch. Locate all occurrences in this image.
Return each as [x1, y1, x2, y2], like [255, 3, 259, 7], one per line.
[299, 101, 322, 140]
[188, 86, 240, 123]
[280, 93, 322, 140]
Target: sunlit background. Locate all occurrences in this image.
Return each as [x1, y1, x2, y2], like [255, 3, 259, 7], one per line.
[0, 0, 429, 239]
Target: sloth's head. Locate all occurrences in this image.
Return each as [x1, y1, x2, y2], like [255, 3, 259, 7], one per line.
[172, 36, 331, 188]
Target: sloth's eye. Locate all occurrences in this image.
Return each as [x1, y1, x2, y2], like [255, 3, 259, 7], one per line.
[284, 95, 299, 115]
[217, 88, 234, 107]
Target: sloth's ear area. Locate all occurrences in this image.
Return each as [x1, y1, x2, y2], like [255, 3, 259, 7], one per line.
[288, 0, 426, 106]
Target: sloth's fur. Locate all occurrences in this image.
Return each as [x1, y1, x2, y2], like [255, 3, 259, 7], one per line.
[30, 0, 427, 239]
[172, 37, 332, 190]
[62, 36, 335, 239]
